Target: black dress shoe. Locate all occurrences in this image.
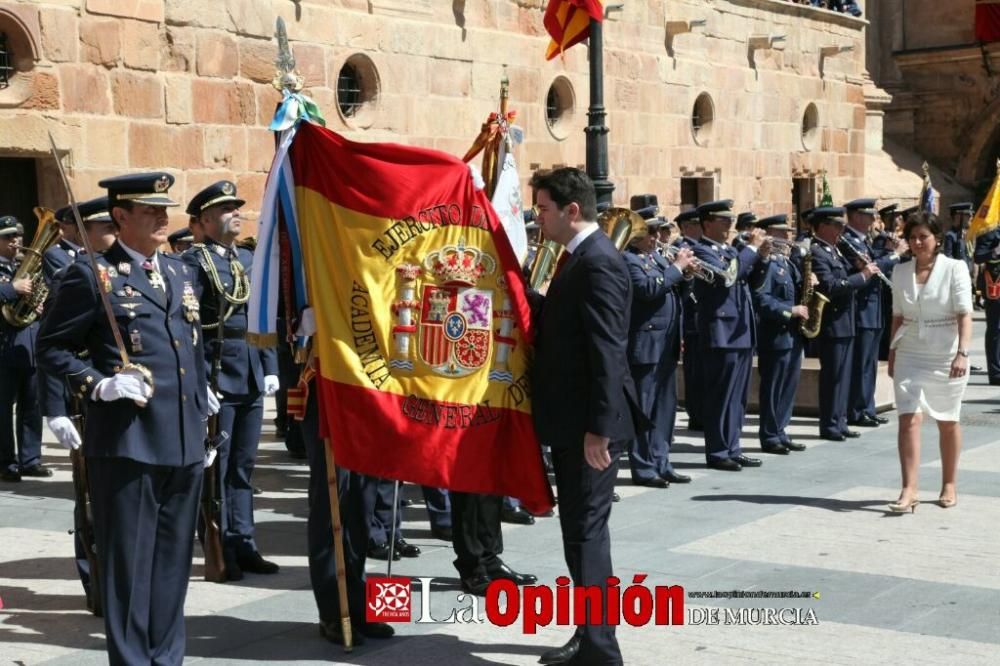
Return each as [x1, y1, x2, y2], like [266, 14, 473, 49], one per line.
[760, 444, 789, 455]
[487, 562, 538, 585]
[707, 458, 741, 471]
[849, 415, 880, 427]
[662, 470, 691, 484]
[612, 492, 621, 502]
[991, 378, 1000, 386]
[734, 455, 762, 468]
[253, 486, 263, 495]
[400, 498, 415, 507]
[461, 573, 492, 595]
[368, 543, 400, 561]
[319, 619, 365, 646]
[430, 525, 453, 541]
[633, 477, 669, 488]
[539, 634, 581, 664]
[359, 621, 395, 639]
[238, 551, 280, 574]
[20, 464, 53, 478]
[843, 430, 861, 439]
[501, 505, 536, 525]
[872, 415, 889, 424]
[783, 441, 807, 452]
[820, 432, 846, 441]
[529, 508, 556, 517]
[1, 468, 21, 482]
[394, 538, 421, 558]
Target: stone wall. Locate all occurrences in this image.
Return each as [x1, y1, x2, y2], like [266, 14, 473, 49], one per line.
[0, 0, 869, 234]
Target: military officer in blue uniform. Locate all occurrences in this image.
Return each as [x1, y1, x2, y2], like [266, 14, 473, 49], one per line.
[944, 202, 973, 267]
[0, 216, 47, 482]
[43, 207, 84, 287]
[809, 206, 881, 441]
[973, 223, 1000, 384]
[733, 211, 757, 251]
[840, 199, 905, 427]
[751, 215, 809, 454]
[167, 227, 195, 255]
[674, 209, 704, 431]
[623, 206, 694, 486]
[182, 181, 281, 580]
[36, 172, 219, 664]
[874, 204, 903, 360]
[690, 200, 766, 471]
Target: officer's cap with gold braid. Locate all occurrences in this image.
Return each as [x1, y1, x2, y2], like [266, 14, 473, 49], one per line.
[185, 180, 246, 217]
[100, 172, 179, 208]
[56, 196, 112, 226]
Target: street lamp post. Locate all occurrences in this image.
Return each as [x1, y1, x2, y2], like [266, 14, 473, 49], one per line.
[585, 17, 614, 206]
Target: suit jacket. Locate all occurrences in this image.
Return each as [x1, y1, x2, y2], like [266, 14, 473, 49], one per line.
[182, 239, 277, 396]
[623, 248, 684, 365]
[751, 253, 802, 352]
[36, 241, 208, 466]
[690, 238, 759, 349]
[890, 256, 972, 355]
[531, 231, 643, 448]
[811, 237, 866, 339]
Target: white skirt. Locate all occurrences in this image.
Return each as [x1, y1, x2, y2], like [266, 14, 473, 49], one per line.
[893, 350, 968, 421]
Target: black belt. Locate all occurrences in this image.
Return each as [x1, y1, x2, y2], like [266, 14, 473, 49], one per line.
[220, 328, 246, 340]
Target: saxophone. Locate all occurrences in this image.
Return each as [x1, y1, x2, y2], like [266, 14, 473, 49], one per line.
[798, 239, 829, 339]
[2, 207, 62, 328]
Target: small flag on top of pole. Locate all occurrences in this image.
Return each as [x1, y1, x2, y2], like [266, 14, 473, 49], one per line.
[543, 0, 604, 60]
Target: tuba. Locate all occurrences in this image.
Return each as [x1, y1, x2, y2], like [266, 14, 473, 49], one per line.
[2, 207, 62, 328]
[598, 207, 646, 252]
[527, 237, 563, 290]
[798, 239, 829, 339]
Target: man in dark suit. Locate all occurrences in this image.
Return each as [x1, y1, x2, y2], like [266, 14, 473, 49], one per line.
[530, 168, 638, 666]
[751, 215, 809, 454]
[809, 207, 881, 441]
[623, 204, 693, 486]
[673, 209, 704, 431]
[37, 172, 219, 664]
[840, 199, 905, 427]
[183, 181, 281, 580]
[690, 199, 766, 472]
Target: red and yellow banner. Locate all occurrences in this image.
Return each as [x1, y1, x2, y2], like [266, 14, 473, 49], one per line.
[977, 0, 1000, 42]
[544, 0, 604, 60]
[289, 122, 553, 513]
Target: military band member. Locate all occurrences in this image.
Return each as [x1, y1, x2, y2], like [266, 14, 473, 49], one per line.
[944, 202, 973, 268]
[691, 199, 766, 471]
[623, 204, 694, 486]
[973, 224, 1000, 384]
[0, 216, 47, 482]
[674, 209, 704, 431]
[42, 207, 84, 287]
[36, 172, 218, 664]
[182, 181, 281, 580]
[875, 203, 903, 360]
[809, 207, 881, 441]
[751, 215, 808, 454]
[841, 199, 905, 427]
[167, 227, 195, 255]
[733, 211, 757, 251]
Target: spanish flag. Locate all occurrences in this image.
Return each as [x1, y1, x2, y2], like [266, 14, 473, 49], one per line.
[969, 163, 1000, 243]
[977, 0, 1000, 43]
[285, 122, 553, 513]
[544, 0, 604, 60]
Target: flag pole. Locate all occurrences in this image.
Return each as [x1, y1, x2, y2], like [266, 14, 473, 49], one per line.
[271, 18, 353, 651]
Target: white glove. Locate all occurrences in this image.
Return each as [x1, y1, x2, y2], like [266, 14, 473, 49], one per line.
[47, 416, 81, 450]
[263, 375, 280, 397]
[206, 388, 221, 416]
[203, 447, 218, 468]
[296, 307, 316, 337]
[93, 369, 151, 406]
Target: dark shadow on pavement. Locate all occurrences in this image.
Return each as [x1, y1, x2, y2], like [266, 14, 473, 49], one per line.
[689, 493, 891, 514]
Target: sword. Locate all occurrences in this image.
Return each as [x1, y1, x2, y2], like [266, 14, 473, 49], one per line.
[47, 132, 153, 393]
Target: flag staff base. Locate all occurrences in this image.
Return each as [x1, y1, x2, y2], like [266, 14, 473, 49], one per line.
[323, 439, 354, 652]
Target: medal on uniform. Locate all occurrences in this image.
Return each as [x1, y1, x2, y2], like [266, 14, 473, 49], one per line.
[107, 267, 118, 278]
[148, 271, 166, 291]
[118, 262, 131, 276]
[130, 329, 143, 353]
[68, 249, 76, 258]
[124, 285, 134, 298]
[97, 265, 112, 293]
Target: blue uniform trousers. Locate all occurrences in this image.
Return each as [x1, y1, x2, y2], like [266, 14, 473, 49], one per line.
[303, 388, 376, 625]
[682, 334, 703, 427]
[369, 477, 404, 546]
[818, 338, 854, 436]
[88, 458, 202, 666]
[627, 358, 678, 480]
[986, 302, 1000, 382]
[0, 364, 42, 473]
[758, 341, 803, 447]
[702, 348, 751, 462]
[423, 486, 452, 529]
[848, 328, 881, 421]
[216, 392, 264, 558]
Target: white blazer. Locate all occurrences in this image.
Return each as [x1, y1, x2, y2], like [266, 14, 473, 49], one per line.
[890, 255, 972, 355]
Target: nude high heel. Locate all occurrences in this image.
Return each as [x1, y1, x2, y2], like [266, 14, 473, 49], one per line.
[937, 496, 957, 509]
[888, 498, 919, 513]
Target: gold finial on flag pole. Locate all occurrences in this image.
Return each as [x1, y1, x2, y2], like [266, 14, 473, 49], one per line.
[272, 17, 304, 93]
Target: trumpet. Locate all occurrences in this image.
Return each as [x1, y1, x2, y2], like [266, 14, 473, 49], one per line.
[689, 256, 737, 287]
[763, 237, 797, 257]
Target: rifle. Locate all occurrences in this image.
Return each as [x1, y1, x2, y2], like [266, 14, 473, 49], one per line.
[200, 290, 229, 583]
[68, 402, 102, 617]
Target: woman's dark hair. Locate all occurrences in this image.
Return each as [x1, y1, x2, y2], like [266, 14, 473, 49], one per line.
[529, 167, 597, 221]
[903, 212, 943, 250]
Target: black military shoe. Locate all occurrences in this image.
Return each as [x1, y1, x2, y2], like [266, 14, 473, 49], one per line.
[634, 477, 669, 488]
[393, 538, 421, 558]
[486, 562, 537, 586]
[20, 464, 53, 478]
[238, 551, 280, 574]
[783, 441, 807, 452]
[707, 458, 742, 472]
[501, 505, 536, 525]
[612, 492, 621, 502]
[820, 432, 846, 442]
[539, 634, 581, 664]
[760, 444, 790, 455]
[843, 430, 861, 439]
[319, 619, 364, 646]
[460, 573, 492, 596]
[662, 470, 691, 484]
[733, 455, 762, 468]
[430, 525, 453, 541]
[368, 543, 400, 561]
[872, 415, 889, 424]
[849, 415, 880, 427]
[1, 468, 21, 482]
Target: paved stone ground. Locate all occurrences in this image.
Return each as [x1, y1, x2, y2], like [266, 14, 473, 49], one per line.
[2, 315, 998, 665]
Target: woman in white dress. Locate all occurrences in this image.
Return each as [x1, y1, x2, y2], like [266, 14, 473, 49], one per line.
[887, 215, 972, 512]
